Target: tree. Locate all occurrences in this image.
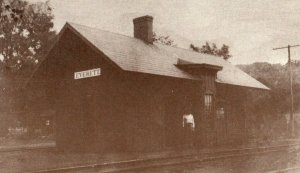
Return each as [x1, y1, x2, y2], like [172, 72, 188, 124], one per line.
[190, 42, 232, 60]
[0, 0, 56, 136]
[238, 62, 300, 137]
[0, 0, 55, 72]
[153, 32, 175, 46]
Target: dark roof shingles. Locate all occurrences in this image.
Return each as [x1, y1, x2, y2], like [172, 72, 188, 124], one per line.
[67, 22, 269, 90]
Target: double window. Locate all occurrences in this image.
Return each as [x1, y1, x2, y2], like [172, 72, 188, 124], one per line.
[204, 94, 213, 113]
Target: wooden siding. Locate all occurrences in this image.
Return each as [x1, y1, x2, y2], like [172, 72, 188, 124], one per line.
[27, 27, 250, 152]
[216, 83, 248, 145]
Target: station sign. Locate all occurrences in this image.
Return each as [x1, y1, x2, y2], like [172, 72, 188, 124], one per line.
[74, 68, 101, 80]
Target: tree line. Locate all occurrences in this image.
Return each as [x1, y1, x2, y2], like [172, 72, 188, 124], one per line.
[153, 32, 232, 60]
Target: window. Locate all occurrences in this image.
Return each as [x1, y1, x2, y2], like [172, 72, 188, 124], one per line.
[204, 94, 213, 113]
[46, 120, 50, 126]
[216, 107, 225, 119]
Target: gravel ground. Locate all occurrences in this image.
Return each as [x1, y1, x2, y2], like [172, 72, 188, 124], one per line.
[123, 145, 300, 173]
[0, 150, 137, 173]
[0, 135, 54, 149]
[0, 141, 299, 173]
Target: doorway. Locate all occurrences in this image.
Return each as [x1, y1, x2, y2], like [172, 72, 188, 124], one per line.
[164, 92, 183, 148]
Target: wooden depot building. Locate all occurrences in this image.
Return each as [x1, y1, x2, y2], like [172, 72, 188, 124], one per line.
[25, 15, 269, 152]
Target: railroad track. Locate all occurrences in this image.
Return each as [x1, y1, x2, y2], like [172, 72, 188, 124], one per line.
[265, 167, 300, 173]
[30, 143, 300, 173]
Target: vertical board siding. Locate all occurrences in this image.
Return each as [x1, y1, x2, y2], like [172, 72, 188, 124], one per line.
[28, 28, 250, 152]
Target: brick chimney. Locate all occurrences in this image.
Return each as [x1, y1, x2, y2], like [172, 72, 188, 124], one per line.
[133, 15, 153, 44]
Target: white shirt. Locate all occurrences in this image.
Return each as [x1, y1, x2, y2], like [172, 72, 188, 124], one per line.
[183, 114, 195, 128]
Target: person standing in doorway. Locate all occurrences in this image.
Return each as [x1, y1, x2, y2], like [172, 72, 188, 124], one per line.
[183, 112, 195, 148]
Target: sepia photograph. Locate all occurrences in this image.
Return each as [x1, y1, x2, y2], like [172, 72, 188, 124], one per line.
[0, 0, 300, 172]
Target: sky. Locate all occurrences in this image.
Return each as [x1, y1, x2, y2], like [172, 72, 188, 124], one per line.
[28, 0, 300, 64]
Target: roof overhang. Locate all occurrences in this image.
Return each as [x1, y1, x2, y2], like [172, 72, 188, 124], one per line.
[175, 58, 223, 72]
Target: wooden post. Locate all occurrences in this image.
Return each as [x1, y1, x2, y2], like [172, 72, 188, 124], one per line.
[273, 44, 299, 137]
[287, 45, 294, 136]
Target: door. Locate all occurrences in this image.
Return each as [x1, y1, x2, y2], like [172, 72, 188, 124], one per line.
[215, 107, 226, 145]
[164, 93, 183, 148]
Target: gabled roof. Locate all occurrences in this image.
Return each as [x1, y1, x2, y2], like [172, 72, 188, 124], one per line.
[53, 22, 270, 90]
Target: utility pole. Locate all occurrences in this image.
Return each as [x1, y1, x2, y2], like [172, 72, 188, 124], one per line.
[273, 44, 300, 137]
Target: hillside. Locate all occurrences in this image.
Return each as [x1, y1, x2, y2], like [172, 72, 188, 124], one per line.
[237, 62, 300, 113]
